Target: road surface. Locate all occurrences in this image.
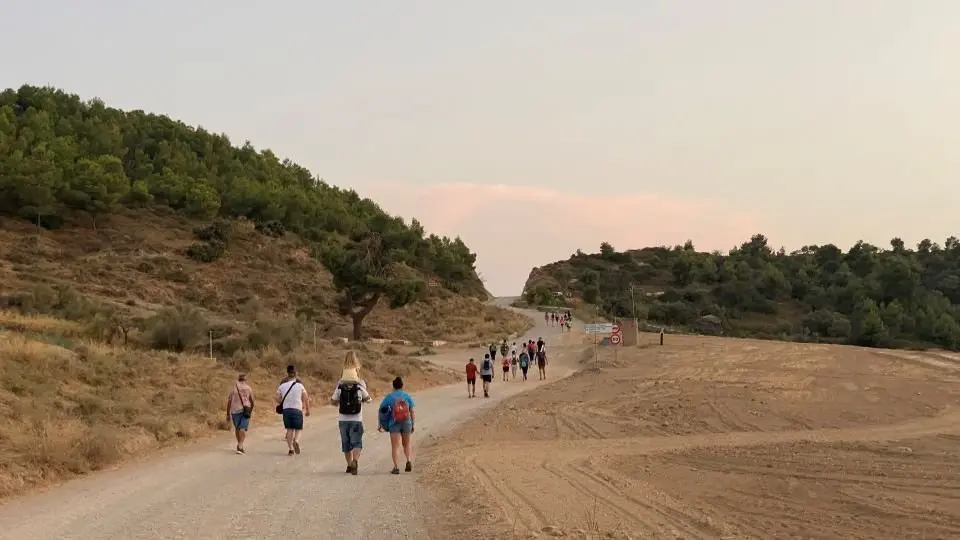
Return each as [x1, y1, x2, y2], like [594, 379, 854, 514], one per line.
[0, 298, 580, 540]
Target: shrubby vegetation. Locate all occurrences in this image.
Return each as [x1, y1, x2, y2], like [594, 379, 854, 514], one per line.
[0, 84, 484, 337]
[525, 235, 960, 350]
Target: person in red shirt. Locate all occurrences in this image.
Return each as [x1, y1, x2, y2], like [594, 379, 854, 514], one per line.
[501, 354, 510, 381]
[465, 358, 478, 398]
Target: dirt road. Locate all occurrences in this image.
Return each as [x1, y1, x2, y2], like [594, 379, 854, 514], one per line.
[0, 299, 576, 540]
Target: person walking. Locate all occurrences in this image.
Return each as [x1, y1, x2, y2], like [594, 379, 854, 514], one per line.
[518, 350, 530, 380]
[226, 373, 255, 454]
[465, 358, 478, 398]
[331, 351, 372, 475]
[536, 340, 548, 380]
[378, 377, 416, 474]
[479, 353, 494, 397]
[510, 350, 519, 380]
[276, 364, 310, 456]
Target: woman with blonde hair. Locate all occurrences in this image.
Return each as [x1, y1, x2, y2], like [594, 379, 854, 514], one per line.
[341, 350, 362, 382]
[330, 350, 371, 474]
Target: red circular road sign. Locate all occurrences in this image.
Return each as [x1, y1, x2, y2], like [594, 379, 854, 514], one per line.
[610, 334, 622, 345]
[611, 324, 621, 334]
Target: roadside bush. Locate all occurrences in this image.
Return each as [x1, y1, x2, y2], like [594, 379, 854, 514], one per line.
[146, 305, 208, 352]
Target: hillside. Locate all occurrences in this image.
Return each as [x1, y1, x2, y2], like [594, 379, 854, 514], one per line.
[523, 236, 960, 350]
[0, 84, 529, 496]
[0, 84, 529, 344]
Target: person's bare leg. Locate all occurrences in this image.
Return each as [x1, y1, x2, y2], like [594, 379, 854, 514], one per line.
[344, 452, 352, 466]
[401, 432, 413, 471]
[285, 429, 295, 452]
[390, 433, 402, 469]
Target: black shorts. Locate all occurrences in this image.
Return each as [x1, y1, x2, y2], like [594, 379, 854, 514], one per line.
[467, 377, 476, 385]
[481, 374, 493, 383]
[502, 366, 509, 372]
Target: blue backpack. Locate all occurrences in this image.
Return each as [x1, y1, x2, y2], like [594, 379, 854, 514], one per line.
[378, 403, 393, 430]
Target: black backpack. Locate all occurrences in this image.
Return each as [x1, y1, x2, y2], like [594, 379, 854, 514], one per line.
[482, 358, 492, 372]
[338, 382, 362, 415]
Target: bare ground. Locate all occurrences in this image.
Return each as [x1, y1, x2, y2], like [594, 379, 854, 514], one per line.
[418, 334, 960, 539]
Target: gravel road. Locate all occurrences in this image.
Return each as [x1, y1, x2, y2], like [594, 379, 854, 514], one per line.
[0, 298, 575, 540]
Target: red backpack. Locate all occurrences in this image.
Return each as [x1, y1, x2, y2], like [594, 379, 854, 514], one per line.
[392, 397, 410, 423]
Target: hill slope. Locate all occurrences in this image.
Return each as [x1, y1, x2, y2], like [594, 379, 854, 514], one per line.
[523, 236, 960, 350]
[0, 85, 528, 496]
[0, 84, 529, 344]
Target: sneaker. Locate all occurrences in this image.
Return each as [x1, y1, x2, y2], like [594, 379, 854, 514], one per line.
[351, 460, 359, 476]
[405, 461, 412, 472]
[391, 467, 400, 475]
[345, 465, 352, 473]
[293, 442, 301, 455]
[288, 450, 294, 456]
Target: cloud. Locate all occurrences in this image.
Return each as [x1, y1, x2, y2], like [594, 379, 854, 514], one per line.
[363, 182, 762, 296]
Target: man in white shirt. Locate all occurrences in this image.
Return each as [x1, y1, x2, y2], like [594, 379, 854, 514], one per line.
[276, 365, 310, 456]
[331, 376, 372, 475]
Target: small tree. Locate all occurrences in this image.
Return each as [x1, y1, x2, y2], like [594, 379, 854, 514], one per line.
[321, 232, 425, 340]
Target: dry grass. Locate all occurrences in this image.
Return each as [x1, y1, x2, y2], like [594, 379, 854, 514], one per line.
[0, 310, 82, 336]
[0, 210, 526, 344]
[0, 328, 458, 499]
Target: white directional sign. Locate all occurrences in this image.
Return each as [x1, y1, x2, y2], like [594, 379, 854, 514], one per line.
[585, 323, 614, 334]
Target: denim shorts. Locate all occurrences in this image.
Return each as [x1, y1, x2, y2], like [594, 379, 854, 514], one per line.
[338, 420, 364, 452]
[282, 408, 304, 430]
[389, 422, 412, 435]
[231, 412, 250, 431]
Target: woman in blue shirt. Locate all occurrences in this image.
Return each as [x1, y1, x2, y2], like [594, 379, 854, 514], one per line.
[378, 377, 416, 474]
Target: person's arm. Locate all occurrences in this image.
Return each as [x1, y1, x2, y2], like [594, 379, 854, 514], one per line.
[330, 385, 340, 406]
[225, 391, 233, 421]
[248, 390, 255, 410]
[303, 388, 311, 416]
[361, 383, 372, 403]
[408, 397, 416, 432]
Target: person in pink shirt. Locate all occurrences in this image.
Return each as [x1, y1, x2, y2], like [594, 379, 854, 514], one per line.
[226, 373, 255, 454]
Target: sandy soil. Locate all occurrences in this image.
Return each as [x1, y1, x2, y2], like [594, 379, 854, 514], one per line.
[418, 334, 960, 539]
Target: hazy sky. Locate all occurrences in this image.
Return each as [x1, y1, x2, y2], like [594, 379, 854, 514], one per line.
[4, 1, 960, 295]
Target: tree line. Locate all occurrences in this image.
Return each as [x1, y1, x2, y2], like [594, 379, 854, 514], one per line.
[0, 85, 483, 337]
[526, 235, 960, 350]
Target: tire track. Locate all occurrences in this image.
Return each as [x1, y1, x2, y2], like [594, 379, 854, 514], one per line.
[467, 406, 960, 459]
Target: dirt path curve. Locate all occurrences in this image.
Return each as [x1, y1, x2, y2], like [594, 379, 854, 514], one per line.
[0, 298, 577, 540]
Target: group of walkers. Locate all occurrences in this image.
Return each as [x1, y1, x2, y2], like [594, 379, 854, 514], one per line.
[224, 326, 562, 473]
[465, 337, 548, 398]
[545, 310, 573, 332]
[224, 351, 416, 475]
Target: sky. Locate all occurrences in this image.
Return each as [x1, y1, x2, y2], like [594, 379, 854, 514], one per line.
[4, 1, 960, 295]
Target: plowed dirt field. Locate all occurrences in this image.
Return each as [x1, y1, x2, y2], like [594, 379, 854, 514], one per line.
[418, 334, 960, 539]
